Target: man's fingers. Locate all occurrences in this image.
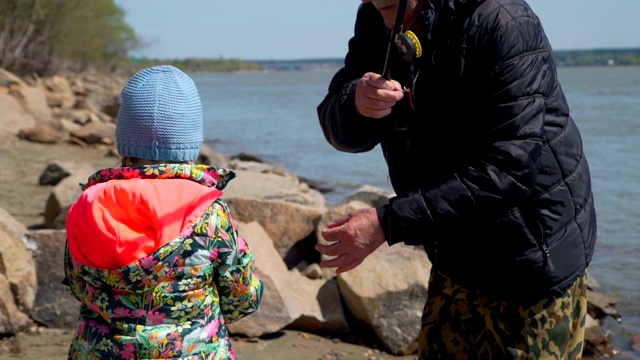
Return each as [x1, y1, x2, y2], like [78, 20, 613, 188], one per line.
[355, 73, 405, 119]
[315, 242, 344, 257]
[366, 72, 399, 91]
[318, 253, 351, 269]
[316, 207, 383, 274]
[364, 97, 398, 110]
[358, 93, 394, 118]
[364, 85, 404, 103]
[319, 254, 363, 273]
[359, 87, 404, 118]
[370, 78, 404, 93]
[327, 216, 350, 228]
[365, 108, 392, 119]
[320, 226, 344, 242]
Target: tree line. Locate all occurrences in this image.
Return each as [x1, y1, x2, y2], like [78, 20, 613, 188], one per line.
[0, 0, 136, 75]
[133, 58, 263, 73]
[1, 1, 638, 77]
[0, 0, 261, 76]
[554, 48, 640, 66]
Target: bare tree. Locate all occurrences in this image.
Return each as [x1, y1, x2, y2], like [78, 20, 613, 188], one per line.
[0, 0, 137, 75]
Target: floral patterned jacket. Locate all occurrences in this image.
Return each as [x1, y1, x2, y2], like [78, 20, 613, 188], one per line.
[63, 164, 263, 360]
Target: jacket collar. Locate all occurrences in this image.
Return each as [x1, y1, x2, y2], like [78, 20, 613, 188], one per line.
[418, 0, 485, 42]
[81, 163, 236, 191]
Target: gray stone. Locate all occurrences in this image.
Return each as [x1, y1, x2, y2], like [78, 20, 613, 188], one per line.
[26, 229, 79, 329]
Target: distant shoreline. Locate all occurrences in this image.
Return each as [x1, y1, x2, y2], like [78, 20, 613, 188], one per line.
[149, 48, 640, 74]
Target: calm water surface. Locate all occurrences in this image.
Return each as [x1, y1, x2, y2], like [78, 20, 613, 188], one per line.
[191, 66, 640, 347]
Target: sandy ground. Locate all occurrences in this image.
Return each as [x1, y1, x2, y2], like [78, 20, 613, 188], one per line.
[0, 132, 417, 359]
[0, 327, 417, 360]
[0, 131, 117, 229]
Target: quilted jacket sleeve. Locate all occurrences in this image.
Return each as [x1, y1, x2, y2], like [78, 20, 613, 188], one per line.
[62, 242, 85, 301]
[317, 3, 388, 153]
[210, 200, 263, 323]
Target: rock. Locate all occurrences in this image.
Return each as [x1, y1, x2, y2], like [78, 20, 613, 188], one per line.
[25, 229, 79, 329]
[224, 169, 327, 259]
[0, 207, 37, 335]
[0, 69, 52, 123]
[231, 152, 264, 163]
[17, 124, 67, 144]
[227, 221, 302, 337]
[43, 163, 97, 228]
[0, 90, 37, 136]
[69, 120, 116, 145]
[337, 244, 431, 356]
[342, 185, 395, 208]
[303, 263, 323, 280]
[0, 276, 32, 335]
[587, 288, 622, 321]
[42, 75, 76, 109]
[287, 272, 350, 337]
[38, 161, 76, 186]
[298, 176, 334, 194]
[198, 143, 230, 168]
[100, 96, 121, 119]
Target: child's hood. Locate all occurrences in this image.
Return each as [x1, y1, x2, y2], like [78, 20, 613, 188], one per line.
[65, 165, 234, 270]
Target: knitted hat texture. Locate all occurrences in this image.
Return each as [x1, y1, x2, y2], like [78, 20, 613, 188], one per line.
[116, 65, 203, 162]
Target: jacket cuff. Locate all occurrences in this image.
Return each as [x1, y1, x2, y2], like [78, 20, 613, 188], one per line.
[339, 79, 362, 120]
[376, 204, 395, 246]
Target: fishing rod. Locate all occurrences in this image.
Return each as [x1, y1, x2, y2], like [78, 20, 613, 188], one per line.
[381, 0, 422, 80]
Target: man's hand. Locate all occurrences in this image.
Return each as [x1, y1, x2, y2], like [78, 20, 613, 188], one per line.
[355, 72, 404, 118]
[315, 207, 387, 273]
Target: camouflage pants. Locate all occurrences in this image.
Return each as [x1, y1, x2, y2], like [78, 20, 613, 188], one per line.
[418, 270, 588, 359]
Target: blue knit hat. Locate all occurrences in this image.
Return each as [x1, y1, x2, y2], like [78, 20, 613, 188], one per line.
[116, 65, 203, 162]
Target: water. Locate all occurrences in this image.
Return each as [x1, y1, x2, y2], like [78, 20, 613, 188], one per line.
[194, 70, 392, 204]
[191, 66, 640, 347]
[558, 67, 640, 349]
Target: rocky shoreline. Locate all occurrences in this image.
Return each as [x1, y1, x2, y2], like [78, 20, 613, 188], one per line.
[0, 68, 634, 359]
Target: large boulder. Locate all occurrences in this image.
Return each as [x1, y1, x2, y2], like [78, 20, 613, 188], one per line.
[226, 221, 302, 337]
[0, 89, 37, 136]
[337, 244, 431, 356]
[0, 68, 52, 123]
[286, 271, 350, 336]
[43, 162, 97, 228]
[25, 229, 79, 329]
[0, 207, 37, 334]
[224, 168, 327, 261]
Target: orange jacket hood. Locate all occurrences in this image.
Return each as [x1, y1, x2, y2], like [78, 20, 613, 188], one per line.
[66, 178, 222, 269]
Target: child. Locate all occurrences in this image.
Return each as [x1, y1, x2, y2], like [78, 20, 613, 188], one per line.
[63, 65, 263, 359]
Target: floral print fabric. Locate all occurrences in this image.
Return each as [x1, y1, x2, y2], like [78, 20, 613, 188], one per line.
[63, 164, 263, 360]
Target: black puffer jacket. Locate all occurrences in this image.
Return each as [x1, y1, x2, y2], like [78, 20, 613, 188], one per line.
[317, 0, 597, 302]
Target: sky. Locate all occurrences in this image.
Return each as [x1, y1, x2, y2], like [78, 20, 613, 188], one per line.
[114, 0, 640, 61]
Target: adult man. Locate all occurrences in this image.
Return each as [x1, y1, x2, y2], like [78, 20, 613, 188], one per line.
[316, 0, 597, 358]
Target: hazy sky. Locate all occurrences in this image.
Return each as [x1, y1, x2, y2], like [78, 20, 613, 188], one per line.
[114, 0, 640, 60]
